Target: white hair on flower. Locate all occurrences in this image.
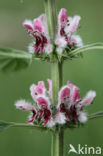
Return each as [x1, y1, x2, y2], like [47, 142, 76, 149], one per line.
[45, 43, 53, 53]
[15, 99, 35, 111]
[55, 37, 67, 48]
[78, 111, 88, 123]
[71, 35, 83, 47]
[66, 15, 81, 35]
[23, 19, 33, 28]
[47, 118, 55, 127]
[80, 91, 96, 107]
[55, 112, 66, 124]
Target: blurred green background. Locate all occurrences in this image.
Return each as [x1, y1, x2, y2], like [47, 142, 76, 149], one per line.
[0, 0, 103, 155]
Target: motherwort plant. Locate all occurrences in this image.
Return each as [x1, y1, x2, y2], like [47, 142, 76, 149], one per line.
[0, 0, 103, 156]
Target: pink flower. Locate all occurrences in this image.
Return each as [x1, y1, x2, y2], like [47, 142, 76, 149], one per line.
[23, 14, 52, 54]
[15, 100, 37, 123]
[23, 8, 83, 56]
[37, 96, 50, 108]
[37, 96, 52, 125]
[15, 80, 96, 126]
[55, 8, 83, 54]
[58, 86, 71, 106]
[57, 81, 96, 124]
[77, 91, 96, 110]
[15, 80, 54, 126]
[30, 81, 46, 101]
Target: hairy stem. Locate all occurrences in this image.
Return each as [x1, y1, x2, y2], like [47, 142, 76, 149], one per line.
[51, 62, 63, 104]
[44, 0, 64, 155]
[44, 0, 57, 40]
[59, 129, 64, 156]
[51, 61, 64, 156]
[51, 131, 59, 156]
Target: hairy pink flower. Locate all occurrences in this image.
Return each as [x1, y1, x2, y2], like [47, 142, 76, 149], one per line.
[77, 91, 96, 109]
[36, 96, 52, 125]
[57, 81, 96, 124]
[23, 14, 52, 54]
[55, 8, 83, 54]
[30, 81, 46, 101]
[15, 80, 53, 126]
[23, 8, 83, 56]
[37, 96, 50, 108]
[15, 80, 96, 126]
[15, 100, 37, 123]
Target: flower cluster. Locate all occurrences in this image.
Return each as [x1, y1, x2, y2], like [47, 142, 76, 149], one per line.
[23, 8, 83, 59]
[15, 80, 96, 127]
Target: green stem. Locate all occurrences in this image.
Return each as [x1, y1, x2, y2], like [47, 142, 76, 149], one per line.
[51, 131, 59, 156]
[44, 0, 57, 40]
[44, 0, 64, 155]
[59, 129, 64, 156]
[51, 127, 64, 156]
[51, 62, 63, 104]
[51, 61, 64, 156]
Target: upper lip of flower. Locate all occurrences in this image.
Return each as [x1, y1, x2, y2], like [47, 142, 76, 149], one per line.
[57, 81, 96, 123]
[57, 8, 81, 45]
[23, 14, 50, 53]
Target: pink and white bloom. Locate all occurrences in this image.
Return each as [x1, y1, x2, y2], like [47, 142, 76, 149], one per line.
[30, 80, 52, 101]
[23, 8, 83, 56]
[57, 81, 96, 123]
[15, 80, 96, 127]
[15, 80, 55, 126]
[36, 96, 52, 125]
[77, 91, 96, 110]
[55, 112, 66, 124]
[55, 8, 83, 54]
[30, 81, 46, 101]
[23, 14, 53, 54]
[15, 100, 37, 123]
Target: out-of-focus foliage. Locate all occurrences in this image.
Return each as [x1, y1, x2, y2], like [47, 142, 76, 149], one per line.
[0, 48, 32, 72]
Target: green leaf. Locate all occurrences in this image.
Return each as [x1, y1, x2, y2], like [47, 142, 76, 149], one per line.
[88, 111, 103, 120]
[0, 48, 32, 72]
[69, 42, 103, 57]
[0, 121, 14, 133]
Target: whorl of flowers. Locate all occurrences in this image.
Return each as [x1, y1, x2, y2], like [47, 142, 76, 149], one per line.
[23, 8, 83, 61]
[15, 80, 96, 127]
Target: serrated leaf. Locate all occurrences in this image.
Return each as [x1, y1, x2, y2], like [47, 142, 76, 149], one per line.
[0, 48, 32, 72]
[69, 42, 103, 57]
[0, 121, 14, 133]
